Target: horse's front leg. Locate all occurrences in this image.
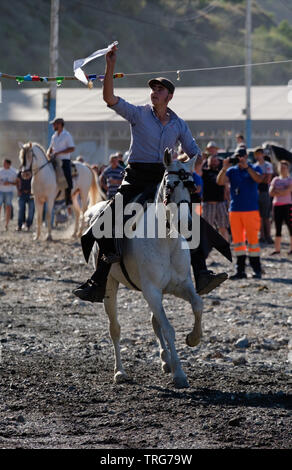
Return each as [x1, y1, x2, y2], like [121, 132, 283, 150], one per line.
[45, 199, 54, 241]
[175, 280, 203, 347]
[186, 287, 203, 347]
[103, 275, 128, 383]
[33, 199, 43, 241]
[143, 286, 189, 388]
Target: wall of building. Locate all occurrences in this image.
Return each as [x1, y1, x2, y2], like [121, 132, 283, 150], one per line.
[1, 120, 291, 168]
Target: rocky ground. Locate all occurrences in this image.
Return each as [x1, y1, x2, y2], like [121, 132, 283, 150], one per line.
[0, 216, 291, 450]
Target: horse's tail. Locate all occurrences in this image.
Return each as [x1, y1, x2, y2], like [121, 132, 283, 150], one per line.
[88, 166, 102, 207]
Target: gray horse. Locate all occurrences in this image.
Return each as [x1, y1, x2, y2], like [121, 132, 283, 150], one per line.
[85, 150, 203, 388]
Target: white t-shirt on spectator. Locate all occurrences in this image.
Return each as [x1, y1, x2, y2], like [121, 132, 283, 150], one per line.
[254, 160, 273, 175]
[0, 167, 17, 192]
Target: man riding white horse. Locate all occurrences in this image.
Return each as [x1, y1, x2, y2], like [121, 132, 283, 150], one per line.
[73, 44, 228, 303]
[47, 117, 75, 207]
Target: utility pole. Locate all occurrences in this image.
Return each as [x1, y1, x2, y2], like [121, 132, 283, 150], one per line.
[48, 0, 59, 146]
[245, 0, 252, 148]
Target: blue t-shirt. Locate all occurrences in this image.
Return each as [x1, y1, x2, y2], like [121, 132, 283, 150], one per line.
[226, 164, 262, 212]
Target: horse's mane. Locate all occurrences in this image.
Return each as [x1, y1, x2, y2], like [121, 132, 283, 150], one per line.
[31, 142, 47, 157]
[19, 141, 48, 168]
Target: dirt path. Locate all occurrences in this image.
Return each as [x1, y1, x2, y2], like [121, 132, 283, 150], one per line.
[0, 223, 291, 449]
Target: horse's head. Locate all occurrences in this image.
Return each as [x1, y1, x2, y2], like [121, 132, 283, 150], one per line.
[160, 149, 199, 248]
[162, 148, 196, 206]
[18, 142, 33, 170]
[18, 142, 48, 172]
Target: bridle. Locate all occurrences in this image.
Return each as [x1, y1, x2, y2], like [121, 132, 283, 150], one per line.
[163, 168, 197, 205]
[22, 146, 53, 176]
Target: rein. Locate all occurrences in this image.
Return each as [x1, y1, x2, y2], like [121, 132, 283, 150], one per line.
[32, 159, 53, 176]
[26, 148, 53, 176]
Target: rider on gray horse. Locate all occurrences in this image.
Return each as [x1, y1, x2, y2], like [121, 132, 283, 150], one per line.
[73, 44, 228, 303]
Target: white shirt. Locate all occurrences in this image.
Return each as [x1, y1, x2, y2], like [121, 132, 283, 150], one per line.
[254, 160, 273, 175]
[50, 129, 75, 161]
[0, 167, 17, 192]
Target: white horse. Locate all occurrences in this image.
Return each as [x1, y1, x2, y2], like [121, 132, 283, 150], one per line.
[262, 141, 292, 170]
[86, 150, 203, 388]
[19, 142, 101, 240]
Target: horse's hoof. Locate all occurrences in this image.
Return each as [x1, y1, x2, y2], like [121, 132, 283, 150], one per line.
[114, 371, 128, 384]
[186, 332, 201, 348]
[162, 362, 171, 374]
[173, 375, 189, 389]
[45, 236, 53, 242]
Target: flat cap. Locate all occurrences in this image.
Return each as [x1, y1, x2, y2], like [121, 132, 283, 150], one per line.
[50, 117, 65, 125]
[148, 77, 175, 94]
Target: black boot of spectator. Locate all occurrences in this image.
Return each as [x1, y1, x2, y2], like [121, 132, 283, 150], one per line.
[249, 256, 262, 279]
[230, 255, 247, 279]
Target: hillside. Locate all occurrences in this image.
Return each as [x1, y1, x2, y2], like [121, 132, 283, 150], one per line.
[1, 0, 292, 89]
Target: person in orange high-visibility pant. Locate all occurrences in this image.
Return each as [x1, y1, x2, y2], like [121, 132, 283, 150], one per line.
[229, 209, 261, 256]
[217, 147, 263, 279]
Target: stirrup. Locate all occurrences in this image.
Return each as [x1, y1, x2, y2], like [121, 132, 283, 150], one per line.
[101, 252, 121, 264]
[72, 279, 106, 303]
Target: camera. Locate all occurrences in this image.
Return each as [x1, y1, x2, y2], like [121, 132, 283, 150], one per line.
[229, 156, 239, 165]
[228, 147, 246, 165]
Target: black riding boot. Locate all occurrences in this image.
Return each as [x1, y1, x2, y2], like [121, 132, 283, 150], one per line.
[190, 248, 208, 284]
[249, 256, 262, 279]
[191, 248, 228, 295]
[73, 237, 116, 303]
[230, 255, 247, 279]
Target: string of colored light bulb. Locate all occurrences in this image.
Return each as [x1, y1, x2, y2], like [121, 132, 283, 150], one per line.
[0, 57, 292, 87]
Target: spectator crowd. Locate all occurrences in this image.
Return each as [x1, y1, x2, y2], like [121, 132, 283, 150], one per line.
[1, 135, 291, 282]
[175, 138, 292, 280]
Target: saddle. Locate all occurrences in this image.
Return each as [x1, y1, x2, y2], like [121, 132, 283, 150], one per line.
[52, 158, 77, 199]
[82, 187, 155, 259]
[114, 187, 156, 258]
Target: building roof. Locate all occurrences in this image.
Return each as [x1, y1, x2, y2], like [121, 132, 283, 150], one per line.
[0, 86, 291, 122]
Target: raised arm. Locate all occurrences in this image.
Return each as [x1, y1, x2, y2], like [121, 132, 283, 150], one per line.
[103, 45, 119, 107]
[217, 158, 231, 185]
[194, 152, 207, 176]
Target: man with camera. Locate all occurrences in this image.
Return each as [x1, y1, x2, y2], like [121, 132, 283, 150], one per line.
[217, 146, 263, 279]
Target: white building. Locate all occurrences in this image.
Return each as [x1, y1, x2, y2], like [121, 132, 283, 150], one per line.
[0, 86, 291, 166]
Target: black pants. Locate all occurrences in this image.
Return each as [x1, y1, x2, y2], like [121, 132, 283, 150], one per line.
[92, 163, 165, 284]
[62, 160, 73, 204]
[274, 204, 292, 236]
[62, 159, 73, 190]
